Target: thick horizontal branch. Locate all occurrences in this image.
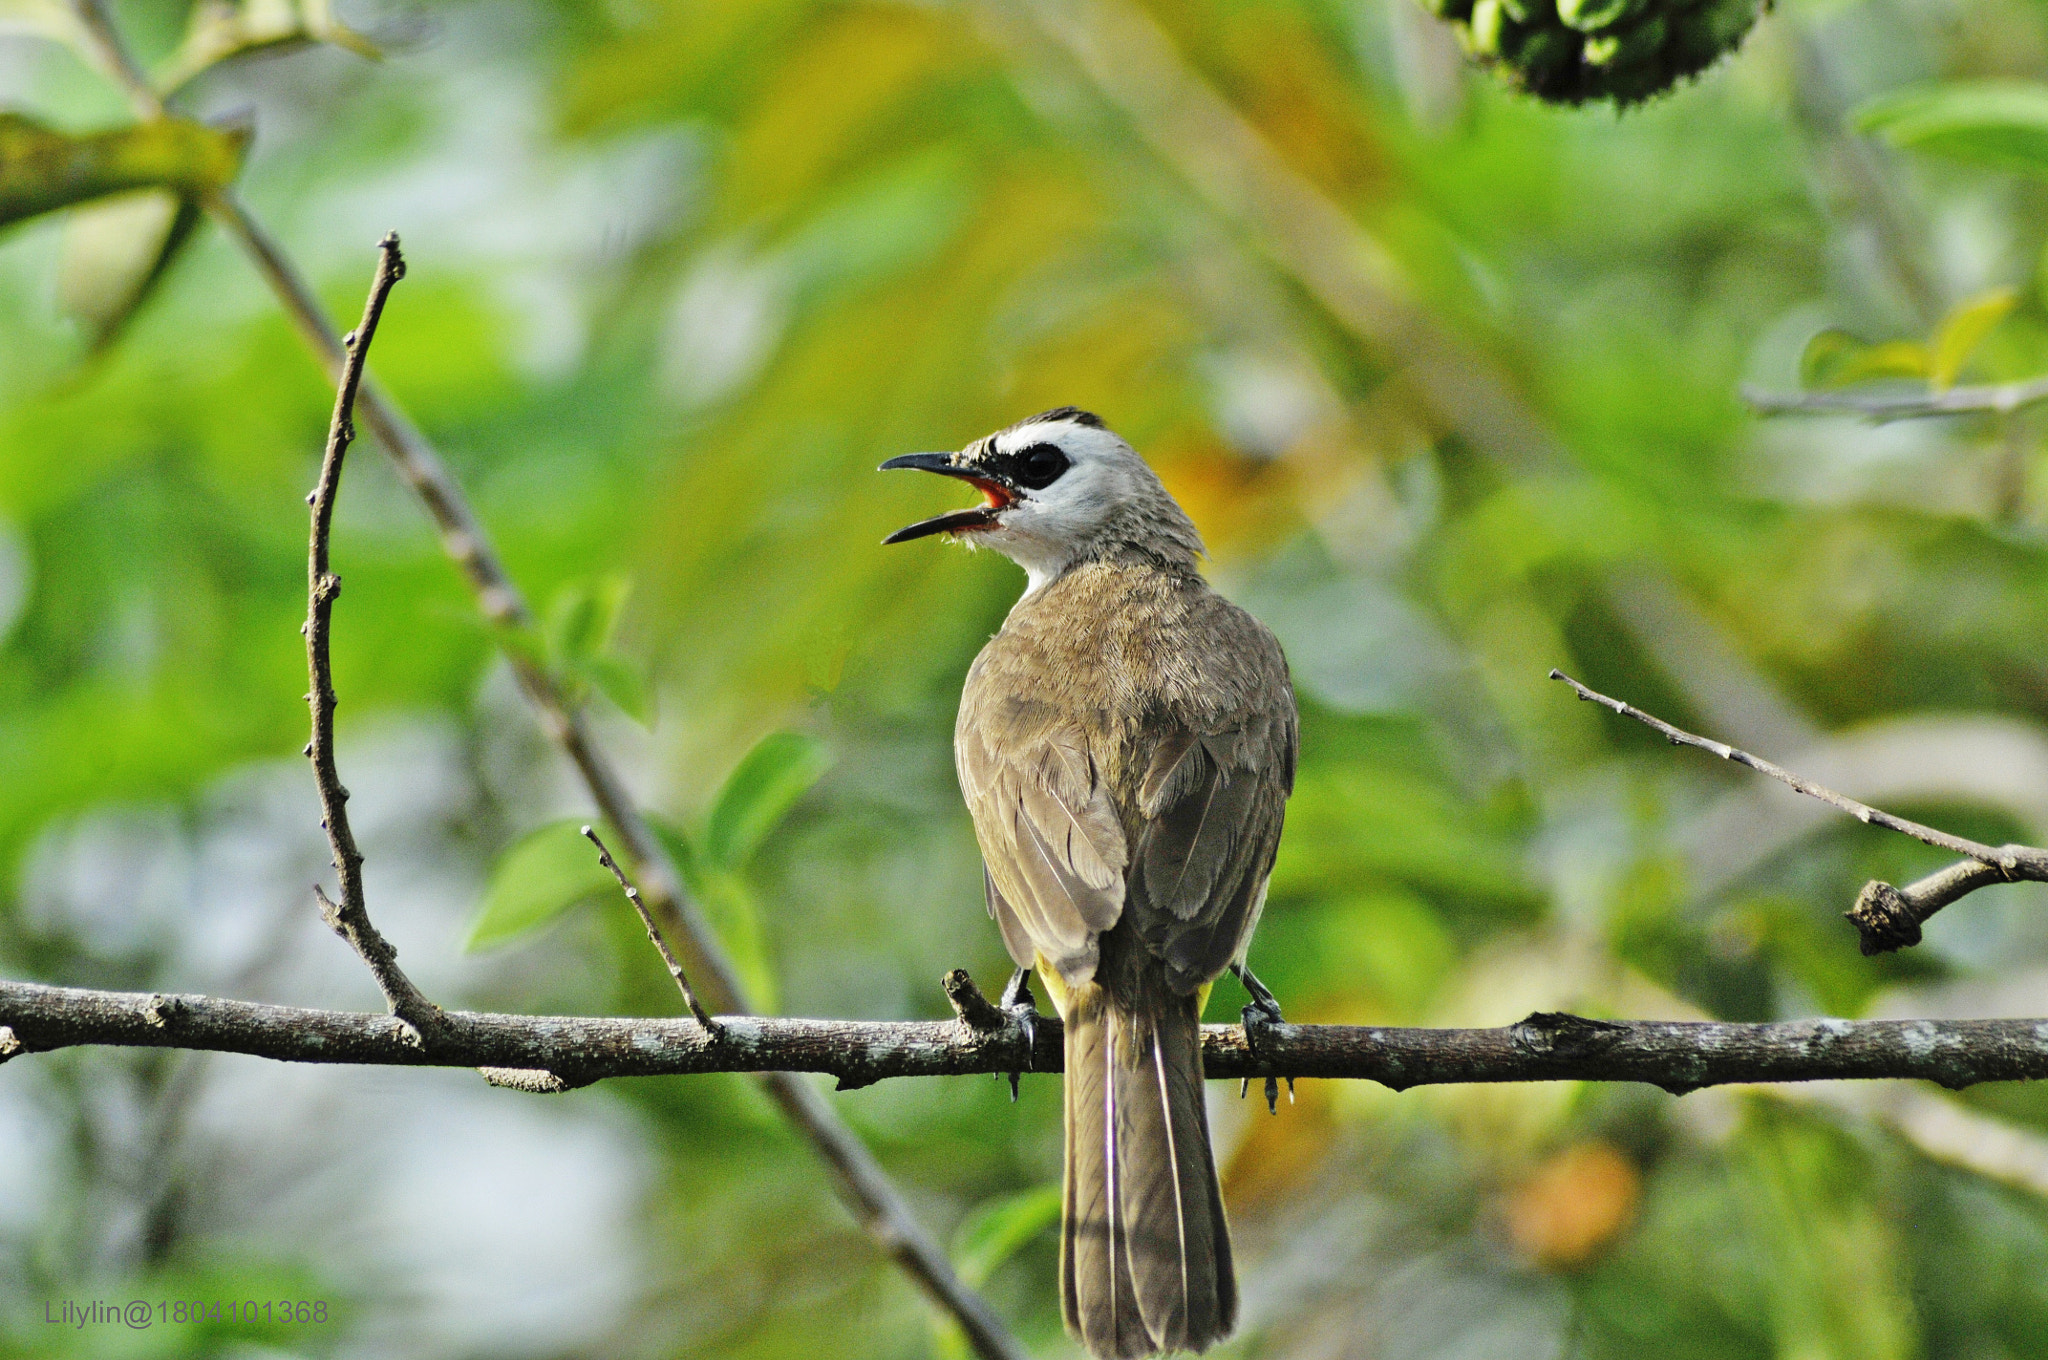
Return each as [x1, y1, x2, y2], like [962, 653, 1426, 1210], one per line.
[1742, 376, 2048, 420]
[9, 980, 2048, 1095]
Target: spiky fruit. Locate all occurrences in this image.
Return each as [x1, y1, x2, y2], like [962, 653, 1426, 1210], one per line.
[1434, 0, 1767, 106]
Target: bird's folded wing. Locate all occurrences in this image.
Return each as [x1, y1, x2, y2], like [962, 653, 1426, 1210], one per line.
[1129, 705, 1296, 994]
[959, 720, 1127, 986]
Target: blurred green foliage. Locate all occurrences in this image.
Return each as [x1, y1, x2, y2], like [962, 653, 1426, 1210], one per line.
[11, 0, 2048, 1356]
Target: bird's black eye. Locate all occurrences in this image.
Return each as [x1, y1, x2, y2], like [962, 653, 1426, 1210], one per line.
[1014, 443, 1069, 491]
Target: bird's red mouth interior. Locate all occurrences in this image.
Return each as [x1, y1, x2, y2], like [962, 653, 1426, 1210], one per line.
[961, 476, 1013, 522]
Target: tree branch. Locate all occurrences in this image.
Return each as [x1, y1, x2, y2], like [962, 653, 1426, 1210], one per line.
[9, 979, 2048, 1095]
[1551, 670, 2048, 953]
[62, 11, 1026, 1354]
[1741, 376, 2048, 421]
[303, 234, 441, 1039]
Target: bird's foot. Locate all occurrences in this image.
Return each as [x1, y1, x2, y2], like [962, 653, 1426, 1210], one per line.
[1233, 963, 1292, 1114]
[1234, 962, 1285, 1027]
[999, 966, 1040, 1102]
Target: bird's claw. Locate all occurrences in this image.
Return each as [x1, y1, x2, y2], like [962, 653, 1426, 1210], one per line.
[1233, 963, 1288, 1114]
[1000, 966, 1041, 1102]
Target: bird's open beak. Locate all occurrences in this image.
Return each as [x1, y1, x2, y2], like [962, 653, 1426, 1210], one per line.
[879, 453, 1017, 544]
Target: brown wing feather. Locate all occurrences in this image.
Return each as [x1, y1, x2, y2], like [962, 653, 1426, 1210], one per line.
[957, 695, 1128, 987]
[985, 869, 1037, 971]
[1129, 707, 1295, 994]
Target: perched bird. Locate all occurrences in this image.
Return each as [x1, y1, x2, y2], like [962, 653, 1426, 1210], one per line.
[883, 408, 1297, 1358]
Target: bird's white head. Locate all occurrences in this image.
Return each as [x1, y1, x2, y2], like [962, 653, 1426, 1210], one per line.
[881, 408, 1203, 595]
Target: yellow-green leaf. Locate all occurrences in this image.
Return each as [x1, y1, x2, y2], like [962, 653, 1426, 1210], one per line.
[703, 730, 833, 870]
[463, 820, 614, 951]
[0, 0, 83, 46]
[952, 1183, 1061, 1287]
[0, 114, 248, 229]
[156, 0, 377, 97]
[1855, 81, 2048, 178]
[546, 574, 632, 667]
[1928, 286, 2017, 390]
[58, 189, 202, 351]
[579, 653, 654, 727]
[1798, 328, 1928, 390]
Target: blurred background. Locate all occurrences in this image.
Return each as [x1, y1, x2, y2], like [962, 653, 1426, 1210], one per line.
[9, 0, 2048, 1355]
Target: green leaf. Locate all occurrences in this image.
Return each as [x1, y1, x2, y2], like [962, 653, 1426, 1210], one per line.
[0, 114, 249, 229]
[650, 819, 778, 1011]
[0, 0, 83, 46]
[495, 618, 551, 675]
[579, 653, 654, 726]
[546, 574, 632, 667]
[702, 730, 833, 870]
[1928, 286, 2018, 390]
[1855, 81, 2048, 177]
[699, 868, 779, 1012]
[156, 0, 379, 98]
[952, 1183, 1061, 1287]
[57, 189, 203, 352]
[1798, 328, 1928, 389]
[463, 820, 614, 951]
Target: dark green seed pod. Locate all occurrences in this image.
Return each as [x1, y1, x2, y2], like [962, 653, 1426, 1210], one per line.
[1513, 26, 1580, 88]
[1424, 0, 1766, 106]
[1556, 0, 1642, 34]
[1467, 0, 1510, 57]
[1497, 0, 1559, 25]
[1672, 0, 1761, 64]
[1584, 14, 1665, 65]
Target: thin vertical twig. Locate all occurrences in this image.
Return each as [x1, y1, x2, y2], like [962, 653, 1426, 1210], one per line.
[583, 826, 719, 1032]
[304, 234, 439, 1039]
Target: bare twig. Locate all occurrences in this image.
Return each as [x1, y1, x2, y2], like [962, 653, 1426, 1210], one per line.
[1843, 860, 2025, 956]
[13, 979, 2048, 1095]
[304, 234, 441, 1038]
[1550, 670, 2039, 868]
[583, 825, 718, 1032]
[942, 968, 1010, 1033]
[1551, 670, 2048, 953]
[63, 17, 1026, 1356]
[1742, 376, 2048, 421]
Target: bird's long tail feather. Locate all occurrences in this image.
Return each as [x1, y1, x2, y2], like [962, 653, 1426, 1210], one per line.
[1062, 984, 1235, 1358]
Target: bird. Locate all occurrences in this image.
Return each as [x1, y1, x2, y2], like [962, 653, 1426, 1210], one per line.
[882, 407, 1297, 1358]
